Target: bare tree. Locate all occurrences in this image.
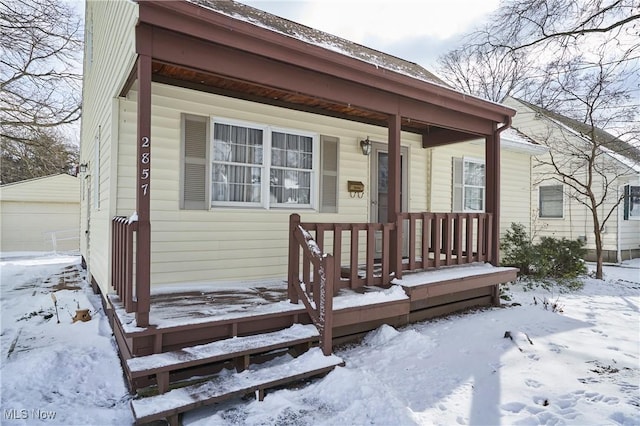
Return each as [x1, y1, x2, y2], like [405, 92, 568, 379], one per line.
[437, 0, 639, 102]
[437, 45, 533, 102]
[528, 55, 639, 279]
[1, 128, 79, 184]
[477, 0, 639, 56]
[0, 0, 83, 181]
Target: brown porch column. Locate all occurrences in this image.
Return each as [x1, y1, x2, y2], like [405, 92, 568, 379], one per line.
[485, 127, 500, 265]
[388, 114, 402, 278]
[135, 25, 152, 327]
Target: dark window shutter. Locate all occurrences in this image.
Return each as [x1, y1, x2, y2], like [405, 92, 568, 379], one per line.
[452, 157, 463, 212]
[182, 115, 207, 210]
[624, 185, 630, 220]
[320, 135, 339, 213]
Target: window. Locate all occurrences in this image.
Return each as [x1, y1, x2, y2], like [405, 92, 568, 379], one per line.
[453, 157, 485, 212]
[624, 185, 640, 220]
[181, 114, 338, 211]
[539, 185, 564, 218]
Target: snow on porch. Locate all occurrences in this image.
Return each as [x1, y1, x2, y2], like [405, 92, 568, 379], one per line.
[111, 263, 512, 333]
[392, 262, 517, 287]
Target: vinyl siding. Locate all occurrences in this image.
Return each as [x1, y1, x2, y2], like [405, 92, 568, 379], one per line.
[429, 141, 534, 238]
[0, 175, 80, 252]
[80, 0, 138, 293]
[504, 97, 638, 253]
[118, 83, 427, 286]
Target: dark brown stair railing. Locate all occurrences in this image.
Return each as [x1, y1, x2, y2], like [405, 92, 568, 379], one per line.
[288, 214, 334, 356]
[112, 216, 137, 313]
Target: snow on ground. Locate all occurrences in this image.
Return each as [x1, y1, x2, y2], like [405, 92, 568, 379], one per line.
[1, 254, 638, 425]
[0, 254, 132, 425]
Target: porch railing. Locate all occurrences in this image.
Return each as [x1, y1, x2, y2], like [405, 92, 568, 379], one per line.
[398, 212, 493, 271]
[288, 214, 334, 356]
[289, 212, 493, 292]
[111, 216, 137, 313]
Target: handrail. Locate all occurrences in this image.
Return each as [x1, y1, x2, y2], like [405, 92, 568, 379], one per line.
[111, 216, 137, 313]
[288, 214, 334, 356]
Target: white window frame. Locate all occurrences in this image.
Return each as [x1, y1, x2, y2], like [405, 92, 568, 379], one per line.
[625, 185, 640, 220]
[538, 184, 564, 219]
[462, 157, 485, 212]
[210, 117, 318, 210]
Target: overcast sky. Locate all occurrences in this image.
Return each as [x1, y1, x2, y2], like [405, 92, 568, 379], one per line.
[238, 0, 500, 71]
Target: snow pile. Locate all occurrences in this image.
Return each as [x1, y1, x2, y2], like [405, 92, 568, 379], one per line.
[0, 255, 132, 425]
[0, 254, 638, 425]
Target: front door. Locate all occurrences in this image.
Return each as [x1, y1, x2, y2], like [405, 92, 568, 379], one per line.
[371, 143, 408, 256]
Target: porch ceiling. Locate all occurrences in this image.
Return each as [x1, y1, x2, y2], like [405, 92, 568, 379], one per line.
[151, 62, 432, 134]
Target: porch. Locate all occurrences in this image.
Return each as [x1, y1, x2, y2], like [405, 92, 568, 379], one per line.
[110, 211, 516, 362]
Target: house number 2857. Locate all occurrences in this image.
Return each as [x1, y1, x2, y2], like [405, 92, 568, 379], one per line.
[140, 136, 150, 196]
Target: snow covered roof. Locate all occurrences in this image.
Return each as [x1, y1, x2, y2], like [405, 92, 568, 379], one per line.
[514, 98, 640, 167]
[500, 127, 548, 155]
[187, 0, 446, 86]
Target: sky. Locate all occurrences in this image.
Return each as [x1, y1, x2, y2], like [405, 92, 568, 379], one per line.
[238, 0, 501, 71]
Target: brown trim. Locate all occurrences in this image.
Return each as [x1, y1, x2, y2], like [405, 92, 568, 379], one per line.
[422, 128, 483, 147]
[151, 74, 387, 130]
[138, 1, 515, 124]
[119, 58, 138, 98]
[388, 115, 402, 278]
[135, 24, 153, 327]
[147, 26, 500, 136]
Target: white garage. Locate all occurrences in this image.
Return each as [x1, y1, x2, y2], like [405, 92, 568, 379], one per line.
[0, 174, 80, 253]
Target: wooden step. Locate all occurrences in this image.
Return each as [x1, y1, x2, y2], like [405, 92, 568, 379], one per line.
[131, 348, 344, 425]
[127, 324, 319, 393]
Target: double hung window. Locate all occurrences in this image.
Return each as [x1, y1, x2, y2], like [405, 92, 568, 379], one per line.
[181, 114, 337, 211]
[452, 157, 485, 212]
[539, 185, 564, 218]
[624, 185, 640, 220]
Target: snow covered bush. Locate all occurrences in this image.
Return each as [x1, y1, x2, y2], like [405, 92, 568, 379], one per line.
[501, 222, 587, 292]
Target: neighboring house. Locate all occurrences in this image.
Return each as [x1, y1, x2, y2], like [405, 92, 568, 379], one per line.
[81, 1, 538, 419]
[0, 174, 80, 253]
[504, 97, 640, 262]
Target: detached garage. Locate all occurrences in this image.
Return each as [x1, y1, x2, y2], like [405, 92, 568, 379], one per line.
[0, 174, 80, 253]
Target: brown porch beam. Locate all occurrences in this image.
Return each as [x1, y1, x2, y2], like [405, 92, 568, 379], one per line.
[139, 1, 515, 124]
[388, 114, 402, 279]
[485, 127, 500, 266]
[422, 128, 483, 148]
[135, 24, 152, 327]
[148, 26, 499, 137]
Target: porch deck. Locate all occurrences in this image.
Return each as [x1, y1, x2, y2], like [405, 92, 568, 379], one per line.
[109, 263, 516, 362]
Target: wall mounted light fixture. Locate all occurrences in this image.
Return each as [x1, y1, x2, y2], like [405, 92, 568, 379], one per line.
[79, 163, 88, 173]
[360, 136, 371, 156]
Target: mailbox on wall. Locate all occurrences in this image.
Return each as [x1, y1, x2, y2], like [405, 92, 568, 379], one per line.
[348, 180, 365, 198]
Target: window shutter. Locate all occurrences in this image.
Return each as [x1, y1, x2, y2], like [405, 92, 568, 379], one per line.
[452, 157, 463, 212]
[624, 185, 630, 220]
[182, 115, 207, 210]
[319, 135, 339, 213]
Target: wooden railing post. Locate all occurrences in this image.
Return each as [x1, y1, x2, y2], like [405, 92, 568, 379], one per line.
[320, 255, 334, 356]
[393, 215, 403, 279]
[288, 214, 301, 304]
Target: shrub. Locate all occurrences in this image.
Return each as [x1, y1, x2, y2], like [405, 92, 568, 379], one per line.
[501, 222, 586, 292]
[501, 223, 534, 276]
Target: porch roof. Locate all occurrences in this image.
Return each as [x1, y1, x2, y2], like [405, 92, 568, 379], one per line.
[129, 0, 515, 142]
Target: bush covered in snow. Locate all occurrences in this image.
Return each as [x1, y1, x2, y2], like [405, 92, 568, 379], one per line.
[501, 222, 587, 291]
